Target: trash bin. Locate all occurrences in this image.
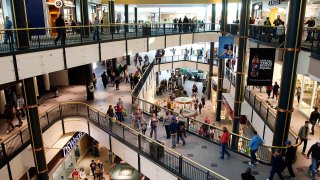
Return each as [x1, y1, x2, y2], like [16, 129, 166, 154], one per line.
[143, 27, 151, 36]
[150, 140, 164, 160]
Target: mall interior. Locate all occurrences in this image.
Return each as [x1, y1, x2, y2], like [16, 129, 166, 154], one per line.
[0, 0, 320, 179]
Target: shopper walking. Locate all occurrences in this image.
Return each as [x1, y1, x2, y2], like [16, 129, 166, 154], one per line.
[201, 96, 206, 107]
[248, 131, 263, 167]
[266, 149, 284, 180]
[149, 113, 158, 140]
[163, 111, 173, 139]
[298, 121, 310, 155]
[198, 103, 203, 114]
[170, 116, 178, 148]
[54, 14, 66, 45]
[93, 16, 100, 40]
[266, 85, 273, 99]
[90, 160, 97, 179]
[220, 127, 231, 159]
[283, 140, 296, 179]
[101, 71, 108, 89]
[272, 82, 280, 100]
[307, 140, 320, 180]
[16, 95, 25, 118]
[309, 107, 320, 135]
[177, 119, 186, 146]
[4, 104, 14, 134]
[296, 87, 301, 103]
[305, 17, 315, 42]
[4, 16, 12, 44]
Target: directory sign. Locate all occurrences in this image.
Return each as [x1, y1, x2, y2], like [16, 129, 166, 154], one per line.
[247, 48, 276, 86]
[218, 36, 234, 59]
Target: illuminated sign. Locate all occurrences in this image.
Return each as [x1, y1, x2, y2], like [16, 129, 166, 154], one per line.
[268, 0, 280, 6]
[54, 0, 63, 8]
[62, 132, 84, 157]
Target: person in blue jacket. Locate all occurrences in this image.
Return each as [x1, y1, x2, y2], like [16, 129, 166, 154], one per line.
[169, 115, 178, 148]
[248, 131, 263, 166]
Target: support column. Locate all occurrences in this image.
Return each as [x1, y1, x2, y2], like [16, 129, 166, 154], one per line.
[43, 74, 50, 91]
[232, 0, 250, 149]
[134, 7, 138, 33]
[221, 0, 228, 33]
[215, 0, 227, 122]
[11, 0, 29, 49]
[23, 78, 48, 179]
[0, 90, 6, 114]
[108, 0, 115, 33]
[211, 4, 216, 30]
[124, 4, 129, 33]
[33, 77, 39, 97]
[273, 0, 307, 147]
[216, 58, 224, 122]
[207, 42, 214, 100]
[85, 64, 94, 100]
[80, 0, 90, 38]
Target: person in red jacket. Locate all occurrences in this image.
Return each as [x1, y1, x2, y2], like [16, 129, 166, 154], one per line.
[220, 127, 231, 159]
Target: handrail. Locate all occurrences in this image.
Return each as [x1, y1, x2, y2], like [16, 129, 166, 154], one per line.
[0, 23, 221, 31]
[64, 101, 227, 179]
[225, 71, 299, 144]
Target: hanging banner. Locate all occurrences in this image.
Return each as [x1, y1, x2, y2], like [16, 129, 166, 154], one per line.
[247, 48, 276, 86]
[218, 36, 234, 59]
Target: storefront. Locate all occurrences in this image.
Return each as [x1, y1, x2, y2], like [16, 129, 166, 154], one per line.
[48, 132, 86, 180]
[0, 0, 13, 30]
[297, 74, 320, 117]
[45, 0, 76, 27]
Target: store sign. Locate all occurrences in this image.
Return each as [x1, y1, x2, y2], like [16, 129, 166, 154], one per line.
[268, 0, 280, 6]
[247, 48, 276, 86]
[62, 132, 84, 157]
[54, 0, 63, 8]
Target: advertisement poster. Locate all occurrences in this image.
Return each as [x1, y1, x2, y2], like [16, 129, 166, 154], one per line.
[247, 48, 276, 86]
[218, 36, 234, 59]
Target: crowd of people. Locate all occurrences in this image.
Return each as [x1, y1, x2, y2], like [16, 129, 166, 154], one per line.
[172, 16, 204, 33]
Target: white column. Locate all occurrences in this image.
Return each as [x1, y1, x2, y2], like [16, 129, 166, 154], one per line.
[43, 74, 51, 91]
[0, 90, 6, 114]
[33, 77, 39, 97]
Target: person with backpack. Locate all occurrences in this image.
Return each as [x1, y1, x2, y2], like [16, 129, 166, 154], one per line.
[266, 149, 284, 180]
[248, 131, 263, 167]
[90, 160, 97, 179]
[298, 121, 310, 155]
[283, 140, 296, 179]
[177, 119, 186, 146]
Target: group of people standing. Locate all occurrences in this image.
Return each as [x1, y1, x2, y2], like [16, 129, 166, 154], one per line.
[172, 16, 200, 33]
[4, 95, 25, 134]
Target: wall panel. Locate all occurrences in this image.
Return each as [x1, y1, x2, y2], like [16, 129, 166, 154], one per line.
[0, 56, 15, 84]
[66, 44, 99, 68]
[16, 49, 64, 79]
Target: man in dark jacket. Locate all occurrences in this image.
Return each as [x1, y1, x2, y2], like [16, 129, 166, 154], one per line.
[305, 17, 316, 42]
[266, 149, 284, 180]
[307, 141, 320, 179]
[309, 107, 320, 135]
[170, 116, 178, 148]
[284, 140, 296, 179]
[54, 14, 66, 45]
[101, 71, 108, 89]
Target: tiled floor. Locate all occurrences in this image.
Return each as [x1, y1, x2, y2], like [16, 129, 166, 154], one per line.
[0, 56, 318, 179]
